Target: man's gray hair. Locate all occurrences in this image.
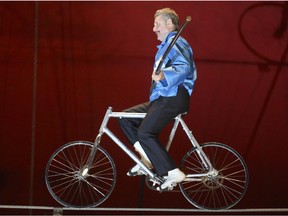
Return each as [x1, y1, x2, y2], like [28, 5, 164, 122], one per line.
[155, 8, 179, 31]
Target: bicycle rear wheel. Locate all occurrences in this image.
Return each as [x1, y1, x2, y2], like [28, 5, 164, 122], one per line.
[45, 141, 116, 208]
[179, 142, 248, 210]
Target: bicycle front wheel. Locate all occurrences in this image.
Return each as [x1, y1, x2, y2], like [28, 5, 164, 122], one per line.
[45, 141, 116, 208]
[179, 142, 249, 210]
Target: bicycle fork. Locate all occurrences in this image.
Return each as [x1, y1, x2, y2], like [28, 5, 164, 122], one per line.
[78, 108, 111, 177]
[79, 134, 102, 177]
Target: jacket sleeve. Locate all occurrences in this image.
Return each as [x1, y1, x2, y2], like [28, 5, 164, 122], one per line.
[160, 41, 193, 88]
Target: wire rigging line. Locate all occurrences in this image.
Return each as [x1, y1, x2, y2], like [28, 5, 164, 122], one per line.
[30, 0, 39, 208]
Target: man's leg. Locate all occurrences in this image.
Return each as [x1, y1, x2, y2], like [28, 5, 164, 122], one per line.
[118, 102, 150, 145]
[137, 99, 178, 176]
[138, 87, 190, 189]
[118, 102, 153, 176]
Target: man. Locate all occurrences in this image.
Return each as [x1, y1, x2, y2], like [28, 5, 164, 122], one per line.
[119, 8, 197, 191]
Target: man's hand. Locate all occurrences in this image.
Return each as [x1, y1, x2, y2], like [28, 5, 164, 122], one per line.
[152, 70, 165, 83]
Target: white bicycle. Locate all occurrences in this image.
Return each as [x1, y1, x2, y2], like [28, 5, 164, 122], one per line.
[45, 106, 249, 210]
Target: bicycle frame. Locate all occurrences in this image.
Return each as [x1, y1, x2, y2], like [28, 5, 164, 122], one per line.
[89, 106, 214, 182]
[46, 106, 248, 209]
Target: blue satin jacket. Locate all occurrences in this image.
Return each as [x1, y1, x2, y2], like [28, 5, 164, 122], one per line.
[149, 31, 197, 102]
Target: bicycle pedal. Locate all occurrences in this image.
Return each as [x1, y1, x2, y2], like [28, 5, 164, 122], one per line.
[152, 181, 157, 187]
[156, 182, 176, 192]
[156, 185, 174, 192]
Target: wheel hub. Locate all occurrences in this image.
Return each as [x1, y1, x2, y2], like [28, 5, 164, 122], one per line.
[202, 169, 224, 189]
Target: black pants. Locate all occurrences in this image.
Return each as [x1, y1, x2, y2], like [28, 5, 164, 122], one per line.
[118, 86, 190, 176]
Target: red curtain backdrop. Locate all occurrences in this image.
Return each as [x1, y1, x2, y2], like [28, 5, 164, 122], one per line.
[0, 1, 287, 209]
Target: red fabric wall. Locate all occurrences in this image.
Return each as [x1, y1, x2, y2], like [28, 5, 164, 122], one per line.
[0, 1, 287, 209]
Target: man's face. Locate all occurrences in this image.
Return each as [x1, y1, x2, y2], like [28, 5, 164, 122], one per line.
[153, 15, 171, 42]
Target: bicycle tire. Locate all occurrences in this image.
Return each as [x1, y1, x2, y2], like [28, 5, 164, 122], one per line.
[179, 142, 249, 210]
[45, 141, 116, 208]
